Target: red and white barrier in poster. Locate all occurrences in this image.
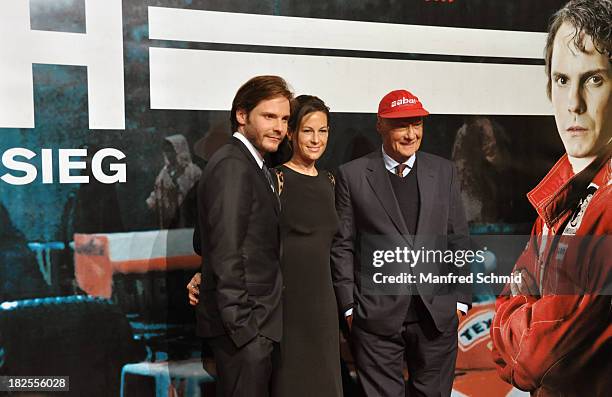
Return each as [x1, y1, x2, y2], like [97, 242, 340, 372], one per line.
[74, 229, 200, 298]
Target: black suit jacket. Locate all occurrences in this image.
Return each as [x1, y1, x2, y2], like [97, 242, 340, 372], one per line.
[195, 138, 283, 348]
[331, 150, 471, 335]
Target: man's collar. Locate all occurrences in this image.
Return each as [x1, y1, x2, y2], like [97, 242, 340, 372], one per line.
[527, 149, 611, 228]
[233, 132, 264, 169]
[381, 145, 416, 173]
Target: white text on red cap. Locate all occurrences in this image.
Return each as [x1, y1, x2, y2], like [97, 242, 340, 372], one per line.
[391, 97, 417, 107]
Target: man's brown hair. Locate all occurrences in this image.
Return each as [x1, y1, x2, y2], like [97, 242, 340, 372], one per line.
[544, 0, 612, 99]
[230, 76, 293, 132]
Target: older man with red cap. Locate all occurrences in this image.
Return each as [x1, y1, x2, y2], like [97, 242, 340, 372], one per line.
[331, 90, 471, 397]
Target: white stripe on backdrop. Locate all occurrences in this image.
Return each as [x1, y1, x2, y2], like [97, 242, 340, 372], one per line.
[148, 8, 552, 115]
[149, 48, 552, 115]
[148, 7, 547, 59]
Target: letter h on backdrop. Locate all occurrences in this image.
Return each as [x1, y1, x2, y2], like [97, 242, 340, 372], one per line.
[0, 0, 125, 130]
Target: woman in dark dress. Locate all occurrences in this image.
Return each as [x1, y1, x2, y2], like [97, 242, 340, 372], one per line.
[271, 95, 341, 397]
[187, 95, 342, 397]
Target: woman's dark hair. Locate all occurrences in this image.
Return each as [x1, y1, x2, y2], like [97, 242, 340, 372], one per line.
[288, 95, 330, 134]
[267, 95, 330, 166]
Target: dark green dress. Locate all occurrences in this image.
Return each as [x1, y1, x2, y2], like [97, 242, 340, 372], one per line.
[272, 165, 342, 397]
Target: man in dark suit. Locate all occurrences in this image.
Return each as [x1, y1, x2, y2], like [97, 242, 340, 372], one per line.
[195, 75, 292, 397]
[331, 89, 471, 397]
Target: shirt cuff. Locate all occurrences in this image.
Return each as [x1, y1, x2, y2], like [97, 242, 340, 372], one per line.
[456, 302, 468, 314]
[344, 308, 353, 317]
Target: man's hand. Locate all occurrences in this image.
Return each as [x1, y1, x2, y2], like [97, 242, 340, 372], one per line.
[187, 272, 201, 306]
[346, 314, 353, 332]
[510, 269, 539, 296]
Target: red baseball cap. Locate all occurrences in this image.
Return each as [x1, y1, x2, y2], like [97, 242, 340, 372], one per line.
[378, 90, 429, 119]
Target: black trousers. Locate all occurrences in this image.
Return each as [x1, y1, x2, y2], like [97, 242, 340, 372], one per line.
[351, 316, 458, 397]
[205, 334, 276, 397]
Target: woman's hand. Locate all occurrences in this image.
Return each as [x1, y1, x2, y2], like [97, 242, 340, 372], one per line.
[187, 272, 202, 306]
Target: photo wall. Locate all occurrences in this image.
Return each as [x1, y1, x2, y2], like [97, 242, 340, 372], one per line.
[1, 1, 568, 396]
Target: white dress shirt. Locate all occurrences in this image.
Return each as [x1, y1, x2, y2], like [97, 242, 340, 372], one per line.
[233, 132, 264, 169]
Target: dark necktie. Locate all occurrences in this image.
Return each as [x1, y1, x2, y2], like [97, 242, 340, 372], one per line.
[262, 165, 281, 209]
[395, 163, 408, 177]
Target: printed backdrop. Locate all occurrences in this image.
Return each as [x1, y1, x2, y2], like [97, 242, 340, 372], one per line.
[1, 1, 567, 396]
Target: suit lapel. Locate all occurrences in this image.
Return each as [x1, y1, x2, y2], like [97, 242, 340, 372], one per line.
[415, 154, 435, 236]
[365, 153, 413, 246]
[233, 139, 280, 215]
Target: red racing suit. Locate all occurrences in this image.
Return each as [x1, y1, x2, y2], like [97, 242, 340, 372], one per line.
[491, 149, 611, 397]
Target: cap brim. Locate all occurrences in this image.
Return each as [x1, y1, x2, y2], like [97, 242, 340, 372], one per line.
[379, 108, 429, 119]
